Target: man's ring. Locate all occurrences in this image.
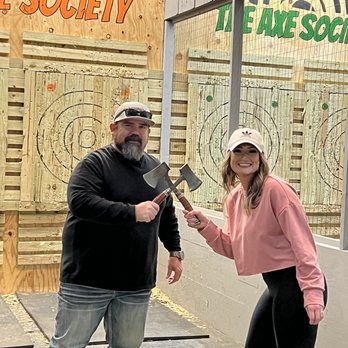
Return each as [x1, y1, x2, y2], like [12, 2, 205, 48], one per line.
[194, 218, 200, 225]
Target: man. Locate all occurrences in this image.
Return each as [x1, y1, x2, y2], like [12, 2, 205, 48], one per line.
[49, 101, 184, 348]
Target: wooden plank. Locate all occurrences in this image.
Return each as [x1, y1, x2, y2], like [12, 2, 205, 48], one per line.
[304, 71, 348, 84]
[150, 128, 186, 139]
[304, 59, 348, 85]
[148, 140, 186, 154]
[17, 202, 68, 212]
[172, 90, 188, 101]
[23, 32, 148, 78]
[0, 45, 10, 55]
[306, 211, 340, 238]
[8, 106, 25, 117]
[242, 65, 293, 79]
[8, 76, 25, 89]
[17, 254, 62, 265]
[304, 59, 348, 72]
[148, 86, 163, 98]
[188, 48, 230, 61]
[0, 58, 9, 69]
[4, 176, 21, 186]
[23, 45, 148, 67]
[188, 61, 293, 80]
[6, 148, 22, 159]
[188, 73, 229, 86]
[189, 49, 295, 68]
[187, 60, 230, 75]
[6, 136, 23, 147]
[167, 116, 188, 128]
[23, 32, 148, 53]
[8, 91, 24, 103]
[23, 59, 148, 78]
[0, 28, 9, 38]
[147, 101, 162, 113]
[170, 104, 188, 115]
[7, 119, 23, 130]
[3, 190, 20, 201]
[19, 212, 67, 225]
[18, 227, 62, 240]
[18, 241, 62, 254]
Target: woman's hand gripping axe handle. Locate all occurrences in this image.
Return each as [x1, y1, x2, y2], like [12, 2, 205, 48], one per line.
[143, 163, 202, 214]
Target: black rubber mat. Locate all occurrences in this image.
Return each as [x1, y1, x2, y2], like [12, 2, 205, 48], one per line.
[16, 292, 210, 345]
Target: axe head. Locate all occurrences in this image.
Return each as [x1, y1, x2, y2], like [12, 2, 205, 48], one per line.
[143, 162, 170, 188]
[143, 162, 202, 193]
[179, 164, 202, 192]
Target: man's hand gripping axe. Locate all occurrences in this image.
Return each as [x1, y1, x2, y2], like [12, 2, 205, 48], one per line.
[143, 162, 202, 212]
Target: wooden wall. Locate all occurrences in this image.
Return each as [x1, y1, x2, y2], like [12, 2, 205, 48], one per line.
[0, 0, 164, 70]
[0, 25, 189, 293]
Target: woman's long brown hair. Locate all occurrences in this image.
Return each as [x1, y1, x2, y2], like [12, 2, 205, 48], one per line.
[221, 150, 270, 215]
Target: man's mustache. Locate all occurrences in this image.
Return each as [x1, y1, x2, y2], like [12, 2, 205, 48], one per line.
[125, 135, 142, 143]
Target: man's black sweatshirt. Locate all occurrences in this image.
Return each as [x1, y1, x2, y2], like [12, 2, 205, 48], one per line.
[60, 144, 181, 291]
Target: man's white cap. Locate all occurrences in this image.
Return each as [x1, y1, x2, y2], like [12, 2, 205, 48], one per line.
[113, 101, 155, 126]
[227, 127, 264, 153]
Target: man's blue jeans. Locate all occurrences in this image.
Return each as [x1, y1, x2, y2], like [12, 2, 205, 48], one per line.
[49, 282, 152, 348]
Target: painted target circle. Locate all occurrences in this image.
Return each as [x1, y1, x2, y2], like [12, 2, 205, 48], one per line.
[313, 108, 347, 192]
[198, 100, 280, 186]
[36, 90, 111, 184]
[78, 129, 97, 149]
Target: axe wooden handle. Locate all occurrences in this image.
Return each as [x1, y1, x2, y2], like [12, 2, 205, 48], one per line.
[173, 188, 201, 225]
[174, 189, 193, 211]
[153, 188, 195, 213]
[152, 190, 170, 205]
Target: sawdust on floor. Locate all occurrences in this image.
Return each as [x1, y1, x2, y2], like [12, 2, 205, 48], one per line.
[2, 294, 49, 347]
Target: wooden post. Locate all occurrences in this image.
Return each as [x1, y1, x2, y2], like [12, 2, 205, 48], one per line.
[3, 211, 19, 294]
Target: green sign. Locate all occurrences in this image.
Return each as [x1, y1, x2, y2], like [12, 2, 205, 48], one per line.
[216, 5, 348, 44]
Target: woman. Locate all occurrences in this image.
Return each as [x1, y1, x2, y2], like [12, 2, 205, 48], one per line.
[184, 127, 327, 348]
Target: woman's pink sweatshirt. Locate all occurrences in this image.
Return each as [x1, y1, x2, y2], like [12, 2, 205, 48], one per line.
[199, 175, 325, 308]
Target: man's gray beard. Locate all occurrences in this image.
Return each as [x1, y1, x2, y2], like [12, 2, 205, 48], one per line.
[119, 142, 144, 161]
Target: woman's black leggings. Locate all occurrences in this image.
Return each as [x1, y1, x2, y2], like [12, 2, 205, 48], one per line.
[245, 267, 327, 348]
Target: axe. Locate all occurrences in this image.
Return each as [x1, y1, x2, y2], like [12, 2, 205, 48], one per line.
[143, 162, 202, 212]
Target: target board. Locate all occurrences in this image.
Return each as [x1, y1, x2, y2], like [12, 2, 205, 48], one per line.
[185, 81, 293, 210]
[36, 90, 110, 184]
[197, 99, 281, 185]
[20, 71, 147, 204]
[186, 80, 347, 210]
[301, 85, 348, 206]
